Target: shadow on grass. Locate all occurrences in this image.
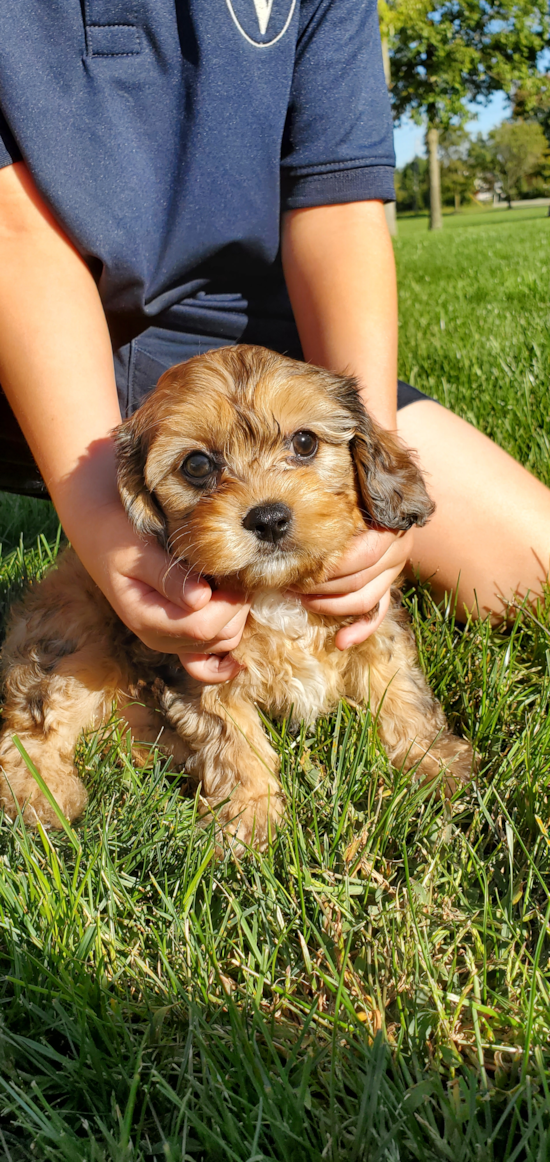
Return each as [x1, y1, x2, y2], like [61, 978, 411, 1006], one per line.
[0, 966, 547, 1162]
[0, 491, 59, 554]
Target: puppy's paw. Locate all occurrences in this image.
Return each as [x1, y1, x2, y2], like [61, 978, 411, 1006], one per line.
[0, 749, 88, 827]
[414, 734, 475, 797]
[203, 786, 286, 855]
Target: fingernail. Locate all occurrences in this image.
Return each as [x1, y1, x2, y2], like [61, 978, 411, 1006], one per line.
[183, 583, 210, 610]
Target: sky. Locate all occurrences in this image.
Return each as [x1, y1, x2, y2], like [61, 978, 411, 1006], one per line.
[393, 90, 512, 167]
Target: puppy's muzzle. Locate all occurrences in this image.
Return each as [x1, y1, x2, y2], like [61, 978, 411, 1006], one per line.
[242, 502, 292, 545]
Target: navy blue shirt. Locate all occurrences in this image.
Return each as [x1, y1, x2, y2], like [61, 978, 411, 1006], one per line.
[0, 0, 395, 342]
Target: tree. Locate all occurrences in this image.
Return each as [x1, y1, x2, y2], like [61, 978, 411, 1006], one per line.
[490, 120, 550, 205]
[466, 132, 502, 200]
[395, 155, 429, 211]
[380, 29, 398, 236]
[382, 0, 550, 229]
[514, 74, 550, 148]
[439, 126, 476, 210]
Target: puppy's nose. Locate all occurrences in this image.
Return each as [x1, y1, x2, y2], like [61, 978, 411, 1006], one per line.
[242, 503, 292, 544]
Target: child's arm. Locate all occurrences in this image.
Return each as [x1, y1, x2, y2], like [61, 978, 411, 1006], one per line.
[0, 162, 248, 683]
[282, 199, 414, 648]
[282, 200, 398, 428]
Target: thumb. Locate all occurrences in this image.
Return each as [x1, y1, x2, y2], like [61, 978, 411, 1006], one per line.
[181, 652, 244, 684]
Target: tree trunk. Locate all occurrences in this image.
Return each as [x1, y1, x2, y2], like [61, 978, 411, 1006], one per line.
[413, 158, 420, 212]
[427, 126, 442, 230]
[381, 35, 397, 237]
[384, 201, 397, 236]
[454, 192, 460, 212]
[381, 35, 391, 88]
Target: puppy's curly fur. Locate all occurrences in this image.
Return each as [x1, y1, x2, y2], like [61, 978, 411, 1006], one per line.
[0, 346, 473, 845]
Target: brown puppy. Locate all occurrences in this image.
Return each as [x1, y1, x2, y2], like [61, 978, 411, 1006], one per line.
[0, 346, 473, 845]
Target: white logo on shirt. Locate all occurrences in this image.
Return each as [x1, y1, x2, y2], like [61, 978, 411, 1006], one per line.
[225, 0, 296, 47]
[253, 0, 274, 35]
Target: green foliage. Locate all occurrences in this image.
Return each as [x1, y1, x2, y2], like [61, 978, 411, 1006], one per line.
[396, 133, 483, 212]
[439, 127, 478, 208]
[396, 123, 550, 216]
[1, 208, 550, 1157]
[384, 0, 549, 229]
[395, 156, 429, 211]
[514, 73, 550, 150]
[467, 132, 501, 198]
[490, 120, 550, 203]
[385, 0, 550, 129]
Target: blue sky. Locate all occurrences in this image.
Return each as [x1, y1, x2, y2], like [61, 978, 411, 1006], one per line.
[393, 90, 512, 167]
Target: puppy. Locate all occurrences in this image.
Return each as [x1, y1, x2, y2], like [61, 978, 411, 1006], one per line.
[0, 346, 473, 845]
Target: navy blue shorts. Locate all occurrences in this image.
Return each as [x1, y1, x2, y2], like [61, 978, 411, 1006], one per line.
[0, 314, 433, 498]
[113, 315, 431, 420]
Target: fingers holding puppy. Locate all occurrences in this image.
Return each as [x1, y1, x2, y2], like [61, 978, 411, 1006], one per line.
[304, 569, 396, 649]
[91, 527, 250, 668]
[296, 527, 413, 648]
[120, 574, 250, 659]
[181, 651, 244, 683]
[301, 528, 413, 598]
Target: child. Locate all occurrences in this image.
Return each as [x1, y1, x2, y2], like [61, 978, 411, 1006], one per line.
[0, 0, 548, 684]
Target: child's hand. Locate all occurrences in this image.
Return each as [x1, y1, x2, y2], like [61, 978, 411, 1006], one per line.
[296, 526, 414, 648]
[69, 498, 250, 684]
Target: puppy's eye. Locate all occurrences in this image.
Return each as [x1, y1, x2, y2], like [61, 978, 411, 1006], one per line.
[291, 430, 318, 458]
[181, 451, 215, 482]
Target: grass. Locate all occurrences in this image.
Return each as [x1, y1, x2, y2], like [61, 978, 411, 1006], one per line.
[0, 209, 550, 1158]
[395, 205, 550, 484]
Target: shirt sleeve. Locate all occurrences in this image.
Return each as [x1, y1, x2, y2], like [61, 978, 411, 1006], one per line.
[281, 0, 395, 209]
[0, 105, 22, 168]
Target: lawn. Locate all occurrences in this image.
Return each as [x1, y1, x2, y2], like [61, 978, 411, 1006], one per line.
[0, 207, 550, 1160]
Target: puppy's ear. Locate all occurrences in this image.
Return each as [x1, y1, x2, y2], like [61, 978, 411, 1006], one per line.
[114, 413, 167, 545]
[335, 377, 435, 530]
[352, 420, 435, 530]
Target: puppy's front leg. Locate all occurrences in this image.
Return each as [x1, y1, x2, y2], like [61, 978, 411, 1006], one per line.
[344, 605, 474, 791]
[155, 680, 284, 851]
